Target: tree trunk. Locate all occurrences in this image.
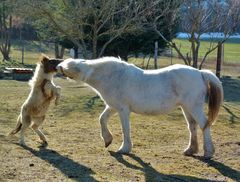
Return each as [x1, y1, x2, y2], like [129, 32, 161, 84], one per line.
[121, 53, 128, 62]
[54, 43, 65, 58]
[2, 51, 10, 61]
[54, 43, 60, 58]
[154, 41, 158, 69]
[0, 14, 12, 61]
[74, 47, 78, 58]
[59, 46, 65, 58]
[92, 38, 97, 59]
[92, 21, 98, 59]
[191, 40, 198, 68]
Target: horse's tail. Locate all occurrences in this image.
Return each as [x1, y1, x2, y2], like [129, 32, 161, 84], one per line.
[9, 115, 22, 135]
[201, 70, 223, 130]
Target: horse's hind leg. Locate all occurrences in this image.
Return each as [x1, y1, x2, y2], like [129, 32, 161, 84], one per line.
[186, 106, 215, 158]
[31, 116, 47, 145]
[99, 106, 116, 148]
[181, 108, 199, 156]
[19, 114, 31, 146]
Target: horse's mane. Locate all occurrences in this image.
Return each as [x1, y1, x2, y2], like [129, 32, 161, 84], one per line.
[86, 57, 141, 72]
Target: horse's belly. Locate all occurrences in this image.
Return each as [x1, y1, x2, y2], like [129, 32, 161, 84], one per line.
[129, 100, 177, 115]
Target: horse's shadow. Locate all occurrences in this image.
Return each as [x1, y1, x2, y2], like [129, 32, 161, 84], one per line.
[193, 156, 240, 181]
[109, 151, 239, 182]
[21, 145, 97, 182]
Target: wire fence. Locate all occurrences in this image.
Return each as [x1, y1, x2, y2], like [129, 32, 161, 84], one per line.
[1, 40, 240, 77]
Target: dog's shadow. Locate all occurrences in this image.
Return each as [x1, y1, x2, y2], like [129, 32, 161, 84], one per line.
[21, 145, 97, 182]
[109, 151, 239, 182]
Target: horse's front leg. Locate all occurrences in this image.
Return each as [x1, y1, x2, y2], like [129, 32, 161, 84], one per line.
[99, 106, 116, 148]
[117, 108, 132, 154]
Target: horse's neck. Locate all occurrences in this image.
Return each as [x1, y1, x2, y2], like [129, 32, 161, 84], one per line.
[83, 63, 111, 91]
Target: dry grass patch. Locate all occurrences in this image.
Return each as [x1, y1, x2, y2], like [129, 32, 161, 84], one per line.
[0, 78, 239, 182]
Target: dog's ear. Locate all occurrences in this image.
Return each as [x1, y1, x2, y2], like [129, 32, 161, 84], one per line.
[40, 54, 49, 64]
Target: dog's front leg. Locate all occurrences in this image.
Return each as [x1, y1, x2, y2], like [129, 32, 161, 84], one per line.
[54, 86, 61, 105]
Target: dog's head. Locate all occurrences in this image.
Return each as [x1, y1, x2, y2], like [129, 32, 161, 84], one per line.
[40, 55, 63, 73]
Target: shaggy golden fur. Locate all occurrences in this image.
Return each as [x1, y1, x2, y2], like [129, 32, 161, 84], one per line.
[9, 55, 62, 146]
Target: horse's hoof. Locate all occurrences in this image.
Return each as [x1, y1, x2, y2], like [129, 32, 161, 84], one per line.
[204, 147, 215, 159]
[40, 141, 48, 148]
[183, 148, 198, 156]
[117, 149, 130, 154]
[105, 140, 112, 148]
[103, 134, 113, 148]
[19, 141, 26, 147]
[117, 145, 132, 154]
[204, 152, 214, 159]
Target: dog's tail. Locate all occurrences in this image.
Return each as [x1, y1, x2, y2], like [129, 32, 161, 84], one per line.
[9, 115, 22, 135]
[201, 70, 223, 130]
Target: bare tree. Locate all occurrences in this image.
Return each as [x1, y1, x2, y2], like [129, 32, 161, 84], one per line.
[16, 0, 176, 59]
[0, 1, 12, 61]
[15, 0, 137, 58]
[153, 0, 240, 69]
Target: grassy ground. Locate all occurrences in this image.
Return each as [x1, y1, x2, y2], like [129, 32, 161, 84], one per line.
[0, 41, 239, 181]
[0, 76, 239, 182]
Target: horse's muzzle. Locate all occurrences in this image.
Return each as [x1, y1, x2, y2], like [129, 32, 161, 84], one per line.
[57, 65, 66, 76]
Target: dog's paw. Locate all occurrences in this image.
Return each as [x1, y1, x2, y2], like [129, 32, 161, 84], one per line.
[55, 99, 60, 106]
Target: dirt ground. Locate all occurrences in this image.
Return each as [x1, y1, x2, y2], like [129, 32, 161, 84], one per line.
[0, 77, 239, 182]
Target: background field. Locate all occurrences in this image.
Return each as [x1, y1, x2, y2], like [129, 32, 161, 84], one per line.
[1, 39, 240, 77]
[0, 40, 239, 181]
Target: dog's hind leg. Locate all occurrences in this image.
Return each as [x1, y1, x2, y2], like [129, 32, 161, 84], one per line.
[32, 116, 47, 145]
[9, 115, 22, 135]
[19, 114, 31, 146]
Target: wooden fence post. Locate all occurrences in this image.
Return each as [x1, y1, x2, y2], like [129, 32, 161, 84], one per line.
[154, 41, 158, 69]
[216, 42, 223, 78]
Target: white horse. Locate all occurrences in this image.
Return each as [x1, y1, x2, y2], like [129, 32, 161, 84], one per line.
[57, 57, 223, 158]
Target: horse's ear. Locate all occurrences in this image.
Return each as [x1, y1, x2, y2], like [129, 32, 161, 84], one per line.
[40, 54, 49, 64]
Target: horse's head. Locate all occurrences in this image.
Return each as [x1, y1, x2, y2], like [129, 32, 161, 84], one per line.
[56, 58, 88, 80]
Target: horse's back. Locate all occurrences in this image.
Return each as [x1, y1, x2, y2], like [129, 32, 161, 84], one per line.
[119, 64, 206, 114]
[89, 60, 207, 114]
